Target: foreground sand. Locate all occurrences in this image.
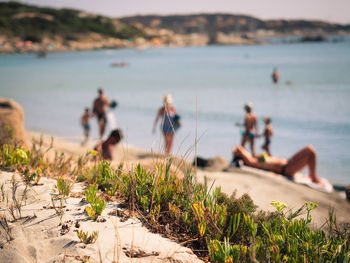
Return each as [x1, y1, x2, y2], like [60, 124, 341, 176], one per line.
[0, 171, 201, 263]
[0, 131, 349, 262]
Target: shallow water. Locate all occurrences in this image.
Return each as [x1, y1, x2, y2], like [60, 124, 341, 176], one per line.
[1, 42, 350, 185]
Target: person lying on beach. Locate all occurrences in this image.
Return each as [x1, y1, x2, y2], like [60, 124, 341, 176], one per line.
[94, 129, 123, 161]
[261, 116, 273, 156]
[235, 103, 258, 157]
[232, 145, 322, 184]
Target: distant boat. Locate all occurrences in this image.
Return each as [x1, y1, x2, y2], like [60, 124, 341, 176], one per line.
[111, 61, 128, 67]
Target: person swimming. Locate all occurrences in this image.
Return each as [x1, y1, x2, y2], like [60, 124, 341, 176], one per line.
[272, 68, 280, 84]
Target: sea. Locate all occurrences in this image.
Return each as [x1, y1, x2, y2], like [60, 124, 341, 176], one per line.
[1, 42, 350, 186]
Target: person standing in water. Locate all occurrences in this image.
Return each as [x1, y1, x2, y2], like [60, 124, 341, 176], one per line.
[261, 116, 273, 156]
[153, 94, 177, 155]
[272, 68, 280, 84]
[236, 103, 258, 157]
[81, 108, 91, 145]
[92, 88, 110, 139]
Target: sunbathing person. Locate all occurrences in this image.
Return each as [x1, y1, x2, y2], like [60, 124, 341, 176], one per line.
[232, 145, 322, 184]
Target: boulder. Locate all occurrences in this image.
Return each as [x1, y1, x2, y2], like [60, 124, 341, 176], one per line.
[0, 98, 28, 148]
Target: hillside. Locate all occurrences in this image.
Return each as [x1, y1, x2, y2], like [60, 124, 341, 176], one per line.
[0, 2, 145, 42]
[122, 13, 350, 35]
[1, 2, 350, 53]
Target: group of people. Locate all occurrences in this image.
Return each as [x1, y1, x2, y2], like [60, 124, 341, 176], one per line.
[80, 88, 122, 160]
[81, 89, 180, 160]
[236, 103, 273, 157]
[81, 88, 322, 185]
[81, 88, 110, 142]
[234, 102, 322, 184]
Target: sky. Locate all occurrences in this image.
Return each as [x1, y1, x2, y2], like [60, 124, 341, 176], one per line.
[11, 0, 350, 24]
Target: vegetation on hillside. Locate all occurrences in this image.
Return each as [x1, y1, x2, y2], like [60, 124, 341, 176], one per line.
[122, 13, 350, 35]
[0, 2, 146, 42]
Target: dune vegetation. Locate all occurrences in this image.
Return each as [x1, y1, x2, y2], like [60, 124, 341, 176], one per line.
[0, 137, 349, 262]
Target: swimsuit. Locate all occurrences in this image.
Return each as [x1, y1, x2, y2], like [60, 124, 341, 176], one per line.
[242, 132, 255, 138]
[281, 163, 289, 176]
[162, 112, 175, 134]
[97, 112, 107, 123]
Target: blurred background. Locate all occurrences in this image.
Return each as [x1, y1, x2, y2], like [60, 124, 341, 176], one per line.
[0, 0, 350, 185]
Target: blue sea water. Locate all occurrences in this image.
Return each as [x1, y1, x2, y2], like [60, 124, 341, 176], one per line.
[1, 42, 350, 185]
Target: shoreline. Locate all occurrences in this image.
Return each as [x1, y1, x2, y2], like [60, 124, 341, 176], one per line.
[1, 33, 349, 55]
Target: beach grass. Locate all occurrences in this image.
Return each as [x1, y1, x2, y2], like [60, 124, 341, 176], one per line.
[0, 141, 349, 262]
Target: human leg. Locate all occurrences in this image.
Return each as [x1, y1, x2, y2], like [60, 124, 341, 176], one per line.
[241, 134, 248, 147]
[249, 137, 256, 157]
[99, 119, 105, 139]
[284, 145, 320, 183]
[165, 133, 174, 154]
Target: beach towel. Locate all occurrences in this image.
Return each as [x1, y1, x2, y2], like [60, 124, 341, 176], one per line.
[233, 166, 334, 193]
[292, 173, 333, 193]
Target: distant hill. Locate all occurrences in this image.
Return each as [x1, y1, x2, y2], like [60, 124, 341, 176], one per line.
[1, 1, 350, 53]
[0, 2, 146, 42]
[121, 14, 350, 35]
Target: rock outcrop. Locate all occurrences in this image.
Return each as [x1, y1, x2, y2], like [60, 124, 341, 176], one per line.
[0, 98, 27, 147]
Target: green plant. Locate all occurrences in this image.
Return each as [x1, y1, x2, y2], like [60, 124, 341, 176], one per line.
[84, 185, 106, 220]
[0, 145, 29, 169]
[7, 175, 28, 220]
[208, 237, 245, 263]
[51, 177, 71, 225]
[56, 177, 72, 198]
[76, 230, 98, 244]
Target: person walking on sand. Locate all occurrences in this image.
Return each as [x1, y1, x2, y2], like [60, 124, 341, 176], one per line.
[272, 68, 280, 84]
[232, 145, 322, 184]
[93, 88, 110, 139]
[261, 116, 273, 156]
[81, 108, 91, 145]
[236, 103, 258, 157]
[153, 94, 177, 155]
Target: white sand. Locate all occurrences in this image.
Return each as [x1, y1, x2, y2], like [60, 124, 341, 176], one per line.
[0, 170, 202, 263]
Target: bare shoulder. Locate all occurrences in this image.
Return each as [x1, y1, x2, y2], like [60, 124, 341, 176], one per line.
[158, 107, 165, 115]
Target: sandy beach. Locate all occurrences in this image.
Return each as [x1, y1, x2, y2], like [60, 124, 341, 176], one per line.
[0, 130, 349, 262]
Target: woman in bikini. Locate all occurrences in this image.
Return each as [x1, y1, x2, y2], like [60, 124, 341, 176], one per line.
[232, 145, 322, 184]
[153, 94, 177, 155]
